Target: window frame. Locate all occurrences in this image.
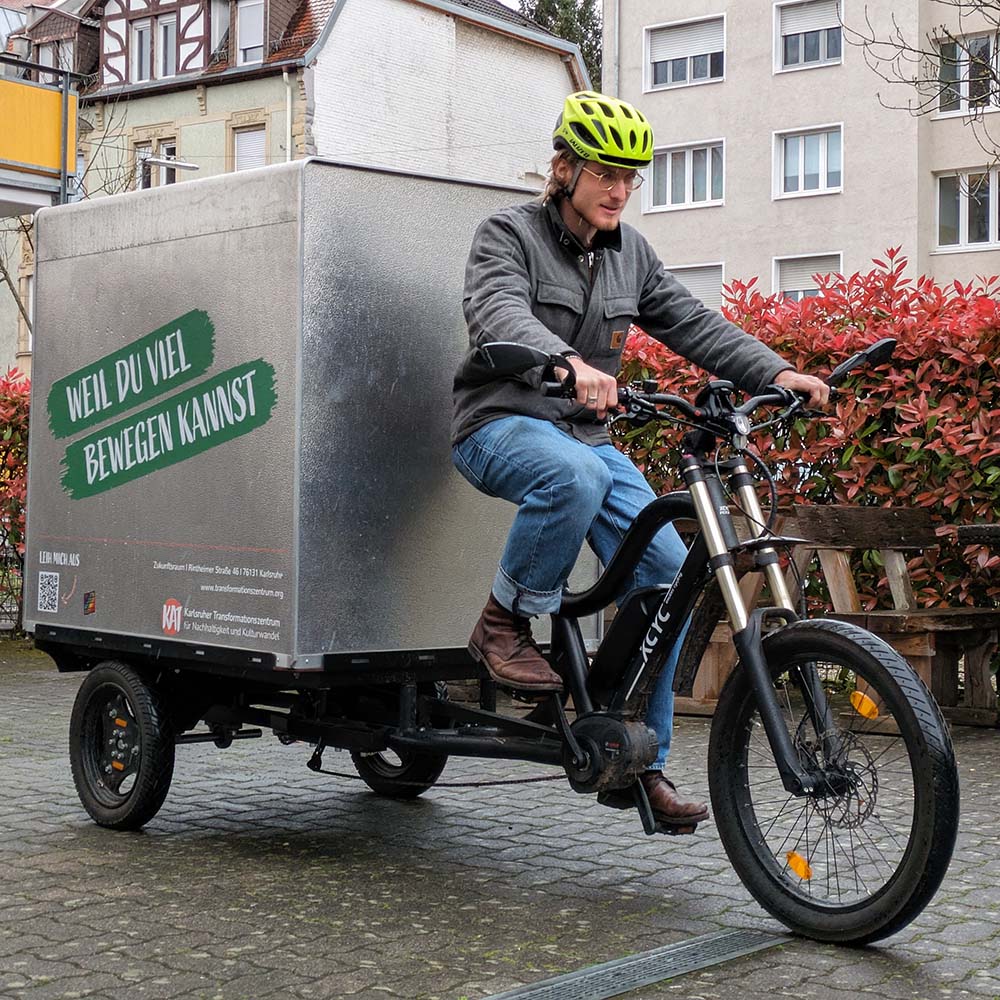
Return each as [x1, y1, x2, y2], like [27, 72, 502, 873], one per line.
[773, 122, 843, 199]
[131, 18, 153, 82]
[157, 139, 178, 186]
[935, 168, 1000, 250]
[644, 139, 726, 213]
[134, 142, 153, 190]
[157, 14, 177, 79]
[232, 124, 267, 172]
[773, 0, 844, 75]
[236, 0, 265, 66]
[644, 14, 726, 94]
[772, 251, 843, 299]
[936, 32, 1000, 116]
[20, 272, 34, 354]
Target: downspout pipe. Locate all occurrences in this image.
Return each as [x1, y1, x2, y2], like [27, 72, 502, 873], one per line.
[283, 68, 293, 161]
[606, 0, 619, 95]
[59, 68, 69, 202]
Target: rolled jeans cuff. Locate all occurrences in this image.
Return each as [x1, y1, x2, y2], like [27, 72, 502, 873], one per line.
[492, 564, 563, 617]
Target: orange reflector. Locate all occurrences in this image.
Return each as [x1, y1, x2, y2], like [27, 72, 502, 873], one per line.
[786, 851, 813, 880]
[850, 691, 879, 720]
[115, 718, 128, 727]
[111, 760, 125, 771]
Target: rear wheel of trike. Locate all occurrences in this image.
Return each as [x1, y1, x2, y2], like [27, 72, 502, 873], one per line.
[350, 747, 448, 799]
[69, 660, 175, 830]
[708, 620, 959, 945]
[350, 681, 449, 798]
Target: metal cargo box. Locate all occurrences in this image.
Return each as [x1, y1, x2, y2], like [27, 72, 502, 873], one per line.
[24, 160, 599, 670]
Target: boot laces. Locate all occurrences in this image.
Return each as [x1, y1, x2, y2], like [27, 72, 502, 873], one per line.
[511, 615, 542, 656]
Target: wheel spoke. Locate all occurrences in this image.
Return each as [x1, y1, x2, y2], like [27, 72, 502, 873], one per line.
[732, 650, 927, 910]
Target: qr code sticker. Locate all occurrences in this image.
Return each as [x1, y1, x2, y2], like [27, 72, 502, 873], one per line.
[38, 572, 59, 613]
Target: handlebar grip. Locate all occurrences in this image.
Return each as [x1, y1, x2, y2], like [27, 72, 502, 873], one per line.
[542, 381, 575, 398]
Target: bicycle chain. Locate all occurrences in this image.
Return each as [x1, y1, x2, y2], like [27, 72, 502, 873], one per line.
[310, 765, 565, 788]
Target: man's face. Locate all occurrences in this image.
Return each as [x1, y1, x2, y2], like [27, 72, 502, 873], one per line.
[571, 164, 639, 231]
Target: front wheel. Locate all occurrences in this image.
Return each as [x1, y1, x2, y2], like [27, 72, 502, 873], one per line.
[69, 661, 175, 830]
[708, 620, 959, 944]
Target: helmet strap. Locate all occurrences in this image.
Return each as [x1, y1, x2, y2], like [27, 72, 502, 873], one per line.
[564, 159, 586, 197]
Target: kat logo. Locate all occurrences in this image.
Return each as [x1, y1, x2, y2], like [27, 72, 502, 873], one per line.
[162, 598, 183, 636]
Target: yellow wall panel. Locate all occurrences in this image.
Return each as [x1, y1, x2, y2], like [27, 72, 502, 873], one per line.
[0, 79, 78, 177]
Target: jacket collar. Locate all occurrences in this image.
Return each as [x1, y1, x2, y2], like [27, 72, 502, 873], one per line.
[544, 198, 623, 256]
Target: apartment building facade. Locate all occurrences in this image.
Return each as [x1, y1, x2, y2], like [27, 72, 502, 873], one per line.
[604, 0, 1000, 307]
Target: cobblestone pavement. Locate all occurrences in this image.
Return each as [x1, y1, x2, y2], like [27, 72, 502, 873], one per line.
[1, 641, 998, 1000]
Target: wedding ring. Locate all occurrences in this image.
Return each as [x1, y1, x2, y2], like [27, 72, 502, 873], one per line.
[587, 395, 598, 403]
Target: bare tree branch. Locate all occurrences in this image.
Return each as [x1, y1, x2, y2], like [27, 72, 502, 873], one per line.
[844, 1, 1000, 163]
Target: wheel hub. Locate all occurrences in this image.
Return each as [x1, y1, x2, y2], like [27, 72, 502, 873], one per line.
[97, 693, 140, 795]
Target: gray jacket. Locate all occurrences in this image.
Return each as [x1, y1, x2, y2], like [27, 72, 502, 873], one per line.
[451, 199, 791, 446]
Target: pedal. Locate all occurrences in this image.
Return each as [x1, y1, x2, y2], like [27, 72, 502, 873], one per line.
[653, 820, 700, 837]
[633, 777, 658, 836]
[505, 686, 554, 704]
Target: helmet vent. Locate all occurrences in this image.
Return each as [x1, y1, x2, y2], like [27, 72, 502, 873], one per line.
[621, 105, 634, 119]
[571, 120, 602, 145]
[608, 125, 623, 150]
[598, 101, 615, 118]
[581, 101, 597, 116]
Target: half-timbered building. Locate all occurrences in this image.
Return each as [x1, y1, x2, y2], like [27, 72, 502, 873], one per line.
[1, 0, 587, 370]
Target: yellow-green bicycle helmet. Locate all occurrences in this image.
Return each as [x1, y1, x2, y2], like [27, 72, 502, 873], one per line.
[553, 91, 653, 168]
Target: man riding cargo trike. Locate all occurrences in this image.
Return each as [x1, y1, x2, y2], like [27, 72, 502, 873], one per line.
[24, 102, 957, 949]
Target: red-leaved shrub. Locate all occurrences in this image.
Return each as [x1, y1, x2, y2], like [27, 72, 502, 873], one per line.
[615, 248, 1000, 609]
[0, 368, 30, 555]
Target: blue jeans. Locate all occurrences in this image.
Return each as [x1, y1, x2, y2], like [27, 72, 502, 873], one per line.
[453, 415, 688, 771]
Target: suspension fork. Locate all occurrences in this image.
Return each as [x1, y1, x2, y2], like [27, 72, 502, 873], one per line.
[724, 457, 839, 765]
[680, 454, 817, 796]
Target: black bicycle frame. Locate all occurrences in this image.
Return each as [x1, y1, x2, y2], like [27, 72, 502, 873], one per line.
[550, 447, 828, 798]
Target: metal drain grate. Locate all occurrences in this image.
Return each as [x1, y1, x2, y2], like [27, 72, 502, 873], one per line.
[483, 928, 788, 1000]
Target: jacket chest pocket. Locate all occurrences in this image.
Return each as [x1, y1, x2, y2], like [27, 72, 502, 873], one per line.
[596, 295, 637, 358]
[534, 280, 587, 342]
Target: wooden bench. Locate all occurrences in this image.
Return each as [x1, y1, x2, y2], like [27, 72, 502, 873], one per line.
[787, 505, 1000, 726]
[674, 506, 1000, 726]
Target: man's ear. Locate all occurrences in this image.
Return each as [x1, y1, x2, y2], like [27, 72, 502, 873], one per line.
[552, 155, 573, 188]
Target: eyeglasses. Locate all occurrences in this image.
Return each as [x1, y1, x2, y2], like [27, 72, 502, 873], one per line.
[580, 166, 645, 191]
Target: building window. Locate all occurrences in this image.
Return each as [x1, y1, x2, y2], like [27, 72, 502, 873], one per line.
[939, 34, 998, 113]
[158, 15, 177, 77]
[777, 126, 841, 196]
[58, 40, 74, 73]
[648, 142, 724, 210]
[648, 17, 724, 90]
[134, 143, 153, 189]
[234, 126, 266, 171]
[668, 263, 725, 310]
[777, 0, 841, 70]
[775, 253, 841, 299]
[237, 0, 264, 64]
[132, 19, 152, 82]
[36, 41, 57, 84]
[937, 170, 998, 247]
[158, 141, 178, 185]
[20, 273, 33, 354]
[210, 0, 230, 54]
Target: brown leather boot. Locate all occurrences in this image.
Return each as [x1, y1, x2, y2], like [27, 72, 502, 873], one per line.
[599, 772, 709, 834]
[468, 594, 563, 692]
[641, 773, 709, 830]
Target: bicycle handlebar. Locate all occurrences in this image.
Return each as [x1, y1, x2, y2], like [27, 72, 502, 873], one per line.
[532, 334, 895, 442]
